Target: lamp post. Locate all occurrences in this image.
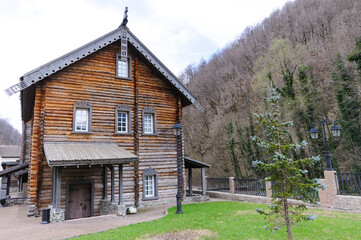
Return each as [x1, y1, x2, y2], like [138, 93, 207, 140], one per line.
[173, 122, 183, 214]
[309, 119, 341, 171]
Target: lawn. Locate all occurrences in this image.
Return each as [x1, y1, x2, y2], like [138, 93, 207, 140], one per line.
[73, 201, 361, 240]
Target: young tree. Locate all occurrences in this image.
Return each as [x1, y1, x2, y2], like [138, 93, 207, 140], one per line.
[252, 86, 324, 240]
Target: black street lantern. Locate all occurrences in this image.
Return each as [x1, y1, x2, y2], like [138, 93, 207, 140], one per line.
[172, 122, 183, 214]
[309, 119, 341, 171]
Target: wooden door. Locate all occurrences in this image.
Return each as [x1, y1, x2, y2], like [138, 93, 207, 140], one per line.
[68, 183, 92, 220]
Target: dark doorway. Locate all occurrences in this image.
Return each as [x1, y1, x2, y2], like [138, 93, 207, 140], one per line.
[67, 183, 93, 220]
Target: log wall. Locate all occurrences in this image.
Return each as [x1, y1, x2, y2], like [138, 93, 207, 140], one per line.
[27, 40, 185, 214]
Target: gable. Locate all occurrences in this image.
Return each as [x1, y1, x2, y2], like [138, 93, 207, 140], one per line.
[5, 25, 204, 118]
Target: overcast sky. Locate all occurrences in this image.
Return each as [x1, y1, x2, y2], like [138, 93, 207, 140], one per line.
[0, 0, 291, 132]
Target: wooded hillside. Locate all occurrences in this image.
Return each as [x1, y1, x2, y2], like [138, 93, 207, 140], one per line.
[0, 118, 21, 145]
[182, 0, 361, 178]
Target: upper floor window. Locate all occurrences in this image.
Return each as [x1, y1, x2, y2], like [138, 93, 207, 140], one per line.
[116, 52, 131, 79]
[142, 107, 157, 135]
[72, 101, 92, 134]
[115, 104, 132, 135]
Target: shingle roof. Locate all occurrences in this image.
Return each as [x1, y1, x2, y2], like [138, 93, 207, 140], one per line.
[44, 142, 138, 167]
[0, 145, 21, 158]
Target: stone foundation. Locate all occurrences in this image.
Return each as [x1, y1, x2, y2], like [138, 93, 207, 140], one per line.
[184, 194, 210, 203]
[100, 199, 126, 216]
[48, 205, 65, 223]
[0, 197, 27, 207]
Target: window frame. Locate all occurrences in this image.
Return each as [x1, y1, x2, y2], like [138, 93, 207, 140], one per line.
[72, 101, 92, 134]
[142, 107, 157, 136]
[116, 52, 132, 80]
[142, 167, 159, 200]
[115, 104, 132, 135]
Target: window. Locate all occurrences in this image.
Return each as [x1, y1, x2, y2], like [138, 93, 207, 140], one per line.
[142, 168, 158, 200]
[142, 107, 157, 135]
[116, 52, 131, 79]
[115, 104, 132, 134]
[75, 109, 89, 131]
[72, 101, 92, 133]
[145, 175, 155, 197]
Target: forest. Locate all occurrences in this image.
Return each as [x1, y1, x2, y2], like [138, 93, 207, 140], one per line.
[181, 0, 361, 178]
[0, 118, 21, 145]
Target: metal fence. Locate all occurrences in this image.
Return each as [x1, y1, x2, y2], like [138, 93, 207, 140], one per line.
[272, 182, 319, 202]
[234, 178, 266, 196]
[337, 172, 361, 196]
[206, 178, 229, 193]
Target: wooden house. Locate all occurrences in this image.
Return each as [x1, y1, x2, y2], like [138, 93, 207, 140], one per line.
[5, 10, 203, 221]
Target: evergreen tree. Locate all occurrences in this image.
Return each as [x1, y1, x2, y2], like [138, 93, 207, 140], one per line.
[348, 36, 361, 77]
[227, 122, 241, 178]
[332, 54, 361, 149]
[252, 86, 324, 240]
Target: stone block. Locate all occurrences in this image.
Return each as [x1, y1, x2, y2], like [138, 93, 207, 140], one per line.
[127, 206, 137, 214]
[116, 205, 126, 217]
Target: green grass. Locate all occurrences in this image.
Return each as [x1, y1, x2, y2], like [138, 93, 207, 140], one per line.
[74, 201, 361, 240]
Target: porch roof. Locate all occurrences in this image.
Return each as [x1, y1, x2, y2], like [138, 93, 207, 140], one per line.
[0, 162, 28, 177]
[44, 142, 138, 167]
[184, 157, 211, 169]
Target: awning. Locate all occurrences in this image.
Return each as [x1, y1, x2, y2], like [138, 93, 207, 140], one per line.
[0, 162, 29, 177]
[184, 157, 211, 169]
[44, 142, 138, 167]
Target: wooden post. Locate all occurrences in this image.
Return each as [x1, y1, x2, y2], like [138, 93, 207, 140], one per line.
[51, 167, 56, 206]
[103, 165, 108, 200]
[229, 177, 235, 194]
[188, 168, 193, 196]
[201, 168, 206, 196]
[55, 167, 61, 210]
[111, 165, 115, 202]
[118, 164, 123, 205]
[51, 167, 61, 210]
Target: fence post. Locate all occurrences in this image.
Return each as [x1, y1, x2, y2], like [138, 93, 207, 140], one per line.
[229, 177, 235, 194]
[265, 181, 272, 198]
[319, 170, 338, 208]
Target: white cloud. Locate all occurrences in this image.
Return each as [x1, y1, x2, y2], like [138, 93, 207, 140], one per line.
[0, 0, 290, 132]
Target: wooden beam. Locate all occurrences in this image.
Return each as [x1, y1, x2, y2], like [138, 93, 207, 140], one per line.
[201, 168, 206, 196]
[103, 165, 108, 200]
[111, 165, 115, 202]
[119, 164, 123, 205]
[188, 168, 192, 196]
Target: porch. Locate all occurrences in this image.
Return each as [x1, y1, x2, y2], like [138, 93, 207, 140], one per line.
[43, 142, 138, 222]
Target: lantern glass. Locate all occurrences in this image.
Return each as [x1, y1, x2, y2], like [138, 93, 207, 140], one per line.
[172, 123, 182, 136]
[309, 128, 319, 140]
[331, 125, 341, 137]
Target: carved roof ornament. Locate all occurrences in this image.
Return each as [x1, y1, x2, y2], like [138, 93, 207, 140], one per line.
[119, 7, 128, 28]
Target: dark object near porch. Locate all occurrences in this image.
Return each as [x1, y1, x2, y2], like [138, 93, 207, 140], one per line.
[41, 208, 50, 224]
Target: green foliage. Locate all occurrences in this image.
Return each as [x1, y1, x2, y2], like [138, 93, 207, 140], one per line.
[332, 54, 361, 149]
[348, 36, 361, 76]
[252, 86, 324, 240]
[227, 122, 241, 178]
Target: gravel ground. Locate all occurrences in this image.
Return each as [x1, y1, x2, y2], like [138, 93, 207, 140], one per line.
[0, 204, 171, 240]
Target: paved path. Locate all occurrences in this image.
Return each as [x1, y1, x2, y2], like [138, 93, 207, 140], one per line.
[0, 204, 172, 240]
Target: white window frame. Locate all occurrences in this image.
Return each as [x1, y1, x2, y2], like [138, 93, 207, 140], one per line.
[116, 52, 132, 79]
[142, 107, 157, 135]
[115, 104, 132, 135]
[144, 175, 155, 197]
[142, 168, 159, 200]
[72, 101, 92, 134]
